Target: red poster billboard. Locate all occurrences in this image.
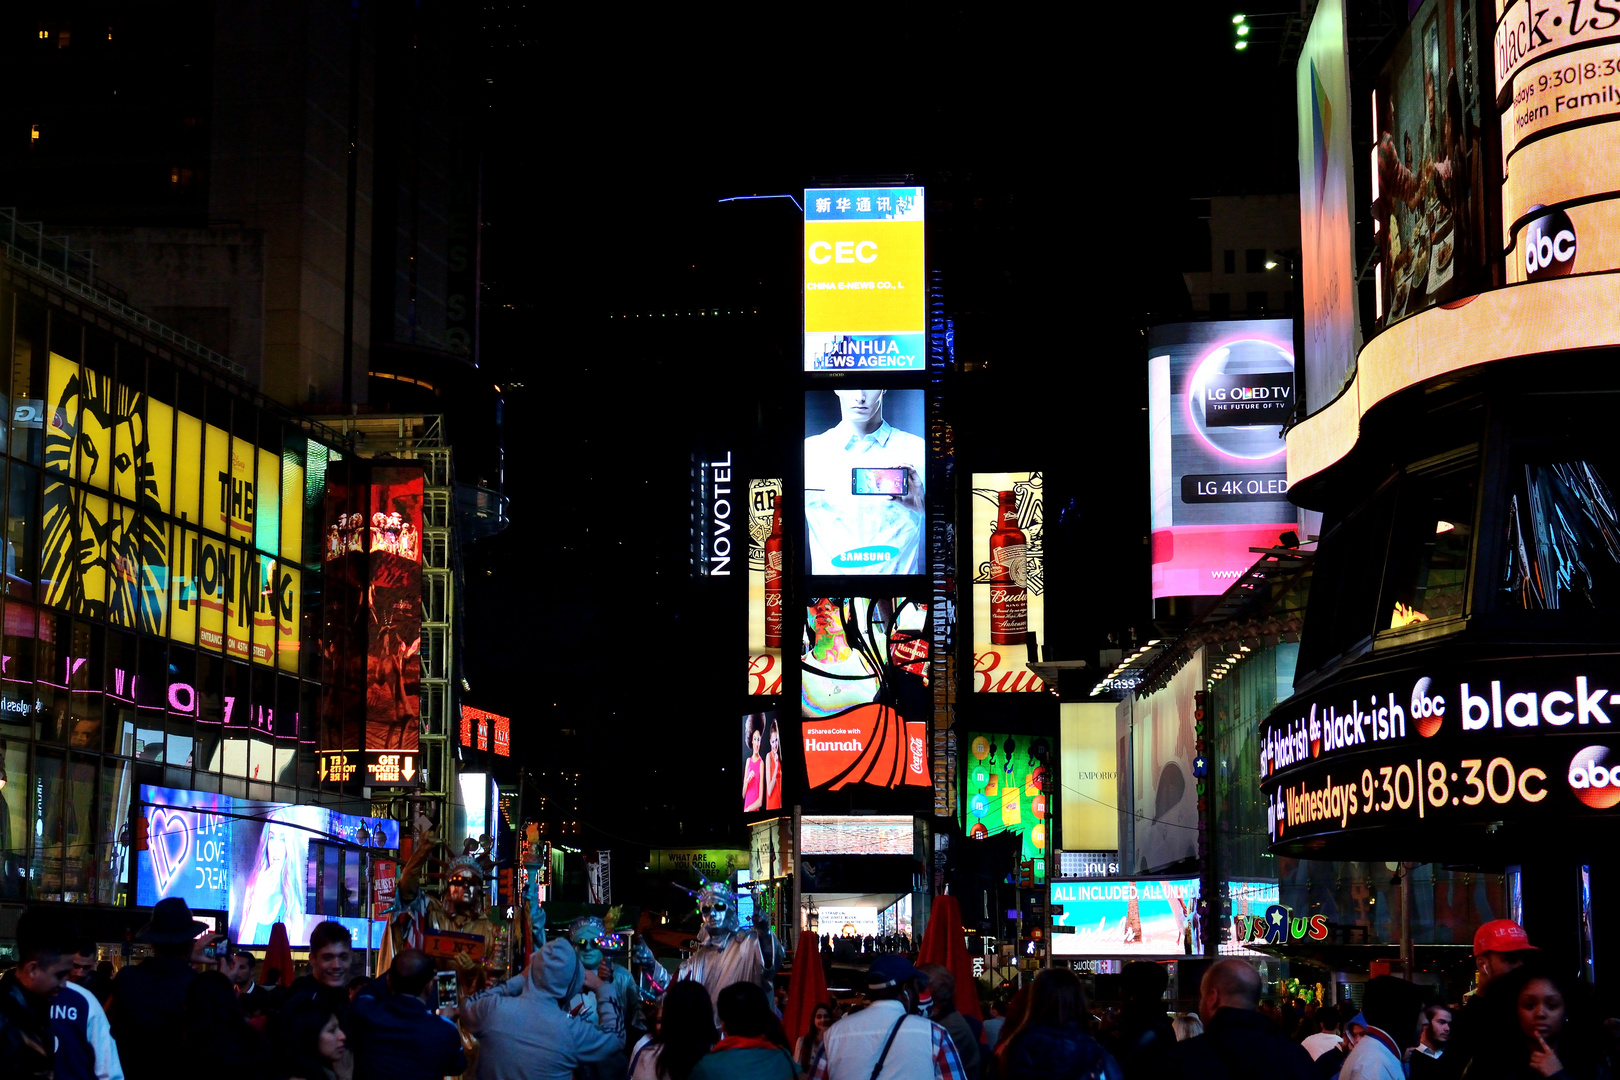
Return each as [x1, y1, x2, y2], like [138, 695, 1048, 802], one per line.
[366, 466, 423, 755]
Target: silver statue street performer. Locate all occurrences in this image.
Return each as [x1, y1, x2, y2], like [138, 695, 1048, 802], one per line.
[676, 878, 781, 1021]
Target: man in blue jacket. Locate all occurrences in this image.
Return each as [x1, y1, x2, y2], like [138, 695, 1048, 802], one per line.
[347, 949, 467, 1080]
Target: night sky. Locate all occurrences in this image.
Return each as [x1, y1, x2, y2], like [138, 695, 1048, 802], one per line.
[464, 6, 1302, 847]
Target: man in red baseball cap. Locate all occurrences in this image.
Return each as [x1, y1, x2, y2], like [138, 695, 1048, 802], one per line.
[1473, 919, 1538, 992]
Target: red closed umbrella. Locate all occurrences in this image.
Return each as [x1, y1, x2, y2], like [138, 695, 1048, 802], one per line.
[263, 922, 295, 989]
[918, 893, 981, 1023]
[782, 929, 831, 1051]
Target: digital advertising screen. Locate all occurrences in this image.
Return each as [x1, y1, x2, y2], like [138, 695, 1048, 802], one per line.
[819, 906, 881, 938]
[804, 389, 926, 576]
[971, 472, 1045, 692]
[1371, 0, 1488, 331]
[803, 186, 925, 372]
[1130, 655, 1202, 874]
[1060, 703, 1121, 852]
[1049, 877, 1201, 957]
[1497, 1, 1620, 284]
[1222, 880, 1282, 955]
[1297, 0, 1360, 413]
[742, 711, 784, 814]
[137, 785, 399, 947]
[965, 733, 1050, 864]
[1148, 321, 1299, 600]
[1260, 656, 1620, 853]
[747, 479, 785, 696]
[801, 597, 930, 791]
[40, 352, 308, 671]
[799, 815, 914, 855]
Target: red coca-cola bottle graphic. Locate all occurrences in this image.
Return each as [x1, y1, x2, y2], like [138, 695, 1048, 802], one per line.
[764, 497, 783, 648]
[989, 490, 1028, 645]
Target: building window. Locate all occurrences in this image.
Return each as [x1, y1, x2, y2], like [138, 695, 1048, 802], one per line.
[1246, 292, 1269, 314]
[1381, 463, 1477, 630]
[1223, 250, 1236, 274]
[1246, 249, 1267, 273]
[1209, 293, 1230, 316]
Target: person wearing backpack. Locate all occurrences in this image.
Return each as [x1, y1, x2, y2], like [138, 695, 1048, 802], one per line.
[810, 955, 966, 1080]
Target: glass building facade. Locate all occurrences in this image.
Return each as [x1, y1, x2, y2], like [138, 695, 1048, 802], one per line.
[0, 261, 344, 912]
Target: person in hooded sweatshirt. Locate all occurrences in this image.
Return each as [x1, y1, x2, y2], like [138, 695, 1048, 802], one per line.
[459, 935, 628, 1080]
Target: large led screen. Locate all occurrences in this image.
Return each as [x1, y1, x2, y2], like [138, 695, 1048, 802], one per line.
[742, 710, 783, 813]
[1222, 880, 1281, 956]
[41, 352, 308, 671]
[1371, 0, 1488, 331]
[799, 815, 914, 855]
[747, 479, 784, 696]
[136, 785, 398, 947]
[801, 597, 930, 791]
[1297, 0, 1360, 413]
[804, 390, 925, 576]
[1049, 877, 1201, 957]
[965, 733, 1049, 861]
[1497, 4, 1620, 284]
[803, 187, 925, 372]
[1130, 654, 1203, 874]
[971, 473, 1044, 692]
[1060, 703, 1121, 852]
[1148, 322, 1298, 599]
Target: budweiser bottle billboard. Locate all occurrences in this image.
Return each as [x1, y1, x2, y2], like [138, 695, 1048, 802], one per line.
[989, 490, 1027, 645]
[764, 497, 783, 648]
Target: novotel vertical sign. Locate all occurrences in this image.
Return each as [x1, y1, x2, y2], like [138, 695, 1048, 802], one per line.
[694, 451, 735, 576]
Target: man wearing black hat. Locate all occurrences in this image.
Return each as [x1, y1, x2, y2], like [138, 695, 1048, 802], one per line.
[108, 897, 218, 1080]
[810, 955, 967, 1080]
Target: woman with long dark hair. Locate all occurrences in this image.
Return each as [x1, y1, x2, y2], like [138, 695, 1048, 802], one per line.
[997, 967, 1123, 1080]
[794, 1000, 835, 1072]
[269, 996, 350, 1080]
[1463, 963, 1613, 1080]
[630, 980, 717, 1080]
[689, 982, 797, 1079]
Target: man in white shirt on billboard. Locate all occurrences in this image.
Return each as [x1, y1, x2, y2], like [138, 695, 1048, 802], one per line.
[804, 389, 925, 576]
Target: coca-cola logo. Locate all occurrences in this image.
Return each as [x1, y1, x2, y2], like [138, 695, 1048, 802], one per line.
[909, 735, 926, 776]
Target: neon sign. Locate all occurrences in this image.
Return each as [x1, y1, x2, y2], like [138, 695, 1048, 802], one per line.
[1233, 904, 1329, 944]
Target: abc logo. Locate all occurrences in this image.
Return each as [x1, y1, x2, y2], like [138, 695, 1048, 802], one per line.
[1523, 205, 1577, 282]
[1568, 746, 1620, 809]
[1411, 676, 1445, 738]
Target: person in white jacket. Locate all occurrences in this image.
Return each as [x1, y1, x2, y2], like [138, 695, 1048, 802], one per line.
[1341, 975, 1424, 1080]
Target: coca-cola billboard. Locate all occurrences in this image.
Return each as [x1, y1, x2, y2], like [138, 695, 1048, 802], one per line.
[971, 473, 1045, 692]
[801, 597, 932, 792]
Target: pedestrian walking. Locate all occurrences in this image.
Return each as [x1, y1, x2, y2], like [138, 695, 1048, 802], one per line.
[810, 954, 967, 1080]
[690, 981, 797, 1080]
[1159, 958, 1317, 1080]
[918, 965, 980, 1080]
[993, 968, 1121, 1080]
[458, 936, 627, 1080]
[346, 949, 467, 1080]
[0, 909, 77, 1079]
[1339, 975, 1424, 1080]
[52, 933, 122, 1080]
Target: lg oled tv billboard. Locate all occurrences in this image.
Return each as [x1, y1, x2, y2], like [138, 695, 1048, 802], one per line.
[1148, 321, 1299, 599]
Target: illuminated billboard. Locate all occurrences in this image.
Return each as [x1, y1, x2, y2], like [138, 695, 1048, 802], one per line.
[318, 462, 424, 787]
[803, 187, 925, 372]
[799, 815, 914, 855]
[1370, 0, 1488, 331]
[1130, 654, 1202, 874]
[1148, 321, 1298, 599]
[40, 352, 307, 670]
[1060, 703, 1121, 852]
[1222, 880, 1281, 956]
[971, 473, 1044, 692]
[461, 706, 510, 757]
[1497, 4, 1620, 284]
[804, 389, 925, 576]
[1297, 0, 1360, 413]
[801, 597, 930, 791]
[742, 710, 783, 813]
[965, 733, 1049, 862]
[747, 479, 784, 696]
[1049, 877, 1200, 957]
[1260, 656, 1620, 851]
[137, 785, 397, 947]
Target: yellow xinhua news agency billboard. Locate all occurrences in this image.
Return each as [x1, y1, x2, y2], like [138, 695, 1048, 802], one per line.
[804, 187, 925, 372]
[41, 352, 305, 671]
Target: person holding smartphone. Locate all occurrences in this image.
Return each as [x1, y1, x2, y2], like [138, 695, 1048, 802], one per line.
[344, 949, 466, 1080]
[804, 388, 925, 575]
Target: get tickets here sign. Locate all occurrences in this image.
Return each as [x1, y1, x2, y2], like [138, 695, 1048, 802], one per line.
[804, 187, 926, 371]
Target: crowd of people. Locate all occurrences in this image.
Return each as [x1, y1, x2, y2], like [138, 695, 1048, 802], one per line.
[2, 894, 1609, 1080]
